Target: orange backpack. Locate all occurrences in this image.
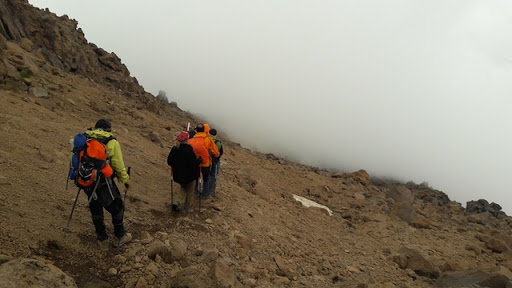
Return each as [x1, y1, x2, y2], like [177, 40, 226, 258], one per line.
[76, 138, 113, 189]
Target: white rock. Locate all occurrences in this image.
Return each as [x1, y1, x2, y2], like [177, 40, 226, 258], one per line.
[107, 268, 117, 276]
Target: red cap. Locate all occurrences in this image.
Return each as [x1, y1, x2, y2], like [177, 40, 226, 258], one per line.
[176, 131, 189, 142]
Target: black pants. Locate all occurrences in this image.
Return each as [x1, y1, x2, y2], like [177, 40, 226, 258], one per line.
[86, 179, 126, 240]
[209, 160, 220, 196]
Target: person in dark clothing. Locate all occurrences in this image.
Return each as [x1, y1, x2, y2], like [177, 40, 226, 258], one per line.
[167, 131, 202, 213]
[83, 119, 132, 250]
[208, 128, 223, 197]
[188, 129, 197, 139]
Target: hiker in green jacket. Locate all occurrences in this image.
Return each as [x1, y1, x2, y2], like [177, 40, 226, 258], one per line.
[209, 128, 223, 197]
[84, 119, 132, 250]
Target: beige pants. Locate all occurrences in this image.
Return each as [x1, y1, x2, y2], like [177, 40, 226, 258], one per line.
[174, 181, 195, 210]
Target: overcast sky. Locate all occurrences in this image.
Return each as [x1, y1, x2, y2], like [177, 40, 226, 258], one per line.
[30, 0, 512, 213]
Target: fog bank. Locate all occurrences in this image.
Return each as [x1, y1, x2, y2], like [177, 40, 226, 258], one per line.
[30, 1, 512, 213]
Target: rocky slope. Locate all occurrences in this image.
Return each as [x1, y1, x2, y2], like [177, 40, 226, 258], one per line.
[2, 1, 512, 287]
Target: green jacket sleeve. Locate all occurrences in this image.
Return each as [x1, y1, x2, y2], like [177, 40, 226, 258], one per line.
[107, 139, 130, 184]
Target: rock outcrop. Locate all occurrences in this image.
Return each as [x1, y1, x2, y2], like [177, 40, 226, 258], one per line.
[0, 0, 154, 102]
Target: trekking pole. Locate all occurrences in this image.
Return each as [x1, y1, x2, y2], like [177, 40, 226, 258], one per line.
[66, 165, 74, 191]
[198, 173, 202, 214]
[123, 167, 132, 204]
[64, 188, 81, 237]
[170, 176, 174, 210]
[199, 181, 202, 213]
[215, 161, 220, 198]
[66, 172, 69, 190]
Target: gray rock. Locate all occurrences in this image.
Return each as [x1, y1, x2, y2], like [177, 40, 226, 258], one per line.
[467, 199, 506, 218]
[30, 86, 50, 98]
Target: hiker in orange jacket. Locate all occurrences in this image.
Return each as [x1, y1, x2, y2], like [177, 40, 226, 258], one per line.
[188, 123, 219, 198]
[198, 124, 220, 166]
[188, 125, 209, 197]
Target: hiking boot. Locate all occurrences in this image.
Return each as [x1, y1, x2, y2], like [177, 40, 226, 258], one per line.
[114, 233, 132, 248]
[171, 202, 180, 212]
[98, 238, 109, 251]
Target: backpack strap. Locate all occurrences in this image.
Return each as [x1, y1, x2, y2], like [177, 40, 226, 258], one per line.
[96, 135, 117, 179]
[94, 135, 116, 145]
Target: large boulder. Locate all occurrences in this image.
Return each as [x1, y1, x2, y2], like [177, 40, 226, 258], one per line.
[0, 258, 77, 287]
[467, 199, 506, 218]
[435, 270, 510, 288]
[348, 169, 370, 186]
[392, 247, 440, 279]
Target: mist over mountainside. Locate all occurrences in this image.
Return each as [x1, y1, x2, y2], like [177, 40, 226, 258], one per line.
[3, 1, 512, 287]
[26, 0, 512, 215]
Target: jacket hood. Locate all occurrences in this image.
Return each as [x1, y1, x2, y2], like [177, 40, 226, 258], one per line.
[85, 129, 114, 139]
[204, 123, 210, 134]
[194, 132, 207, 139]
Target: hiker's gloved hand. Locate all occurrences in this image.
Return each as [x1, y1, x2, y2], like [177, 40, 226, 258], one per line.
[198, 156, 203, 163]
[124, 183, 130, 190]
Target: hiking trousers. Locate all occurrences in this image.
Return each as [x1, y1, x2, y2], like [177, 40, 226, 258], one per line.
[86, 180, 126, 241]
[175, 181, 194, 210]
[195, 166, 211, 197]
[209, 161, 220, 196]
